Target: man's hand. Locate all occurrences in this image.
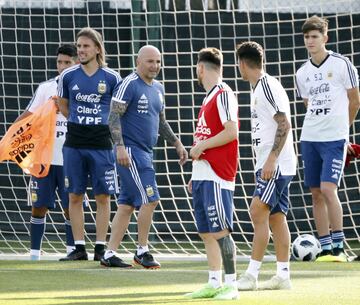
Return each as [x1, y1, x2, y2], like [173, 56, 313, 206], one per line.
[116, 145, 130, 168]
[175, 143, 188, 166]
[347, 143, 356, 156]
[187, 179, 192, 194]
[190, 141, 206, 160]
[52, 96, 59, 110]
[261, 154, 277, 180]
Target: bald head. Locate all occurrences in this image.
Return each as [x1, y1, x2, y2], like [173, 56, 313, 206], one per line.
[136, 45, 161, 84]
[138, 45, 161, 59]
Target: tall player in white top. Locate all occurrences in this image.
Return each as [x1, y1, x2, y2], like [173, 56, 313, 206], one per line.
[15, 44, 77, 260]
[296, 15, 360, 262]
[236, 41, 296, 290]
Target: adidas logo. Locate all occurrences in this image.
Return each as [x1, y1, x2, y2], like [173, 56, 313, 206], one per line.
[72, 84, 79, 90]
[138, 94, 148, 103]
[108, 185, 114, 191]
[331, 173, 339, 179]
[212, 222, 219, 228]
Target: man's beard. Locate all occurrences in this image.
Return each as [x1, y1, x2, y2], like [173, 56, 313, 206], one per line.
[80, 59, 89, 65]
[197, 77, 203, 88]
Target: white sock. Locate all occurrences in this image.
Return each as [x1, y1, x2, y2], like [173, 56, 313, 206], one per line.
[208, 270, 222, 288]
[30, 249, 41, 259]
[246, 259, 262, 279]
[104, 250, 116, 260]
[224, 273, 237, 288]
[276, 261, 290, 280]
[66, 246, 75, 254]
[74, 240, 85, 245]
[137, 245, 149, 255]
[95, 240, 106, 245]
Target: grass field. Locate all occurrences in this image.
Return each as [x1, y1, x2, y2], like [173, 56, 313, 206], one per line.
[0, 259, 359, 305]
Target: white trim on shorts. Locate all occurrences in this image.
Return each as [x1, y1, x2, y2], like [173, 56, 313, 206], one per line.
[127, 147, 149, 204]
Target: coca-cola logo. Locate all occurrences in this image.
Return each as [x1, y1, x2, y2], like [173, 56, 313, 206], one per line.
[75, 93, 101, 103]
[309, 83, 330, 95]
[11, 134, 32, 148]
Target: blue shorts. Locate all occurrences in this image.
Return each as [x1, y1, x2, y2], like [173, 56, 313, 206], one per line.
[117, 146, 160, 208]
[192, 180, 234, 233]
[63, 147, 118, 195]
[301, 140, 346, 187]
[253, 168, 293, 215]
[29, 165, 69, 209]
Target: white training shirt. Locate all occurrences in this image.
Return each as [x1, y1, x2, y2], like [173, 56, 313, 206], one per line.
[251, 73, 297, 176]
[296, 51, 359, 142]
[191, 82, 239, 191]
[26, 76, 67, 166]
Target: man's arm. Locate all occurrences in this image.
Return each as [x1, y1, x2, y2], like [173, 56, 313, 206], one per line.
[303, 98, 308, 108]
[58, 97, 69, 118]
[190, 120, 238, 160]
[347, 87, 360, 126]
[261, 111, 291, 180]
[159, 109, 188, 166]
[108, 100, 130, 167]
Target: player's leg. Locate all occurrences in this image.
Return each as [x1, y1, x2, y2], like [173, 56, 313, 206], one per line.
[101, 147, 141, 268]
[62, 208, 75, 254]
[212, 185, 237, 299]
[93, 194, 111, 260]
[56, 165, 75, 255]
[185, 180, 238, 300]
[265, 213, 291, 290]
[59, 147, 88, 261]
[134, 200, 161, 268]
[89, 149, 118, 261]
[237, 195, 269, 290]
[301, 141, 333, 259]
[30, 206, 48, 260]
[185, 180, 221, 298]
[101, 204, 134, 268]
[215, 232, 238, 300]
[239, 169, 288, 291]
[258, 174, 293, 290]
[119, 146, 161, 268]
[28, 167, 57, 260]
[319, 140, 347, 261]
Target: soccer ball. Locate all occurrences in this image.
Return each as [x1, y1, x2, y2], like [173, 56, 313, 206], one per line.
[291, 234, 321, 261]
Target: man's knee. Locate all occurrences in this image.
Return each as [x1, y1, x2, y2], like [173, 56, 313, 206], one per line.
[32, 206, 48, 218]
[250, 198, 269, 224]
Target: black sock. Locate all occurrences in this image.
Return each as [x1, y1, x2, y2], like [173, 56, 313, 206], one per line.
[94, 244, 105, 254]
[75, 244, 86, 252]
[217, 235, 236, 275]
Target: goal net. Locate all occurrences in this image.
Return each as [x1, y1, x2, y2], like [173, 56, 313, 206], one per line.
[0, 0, 359, 259]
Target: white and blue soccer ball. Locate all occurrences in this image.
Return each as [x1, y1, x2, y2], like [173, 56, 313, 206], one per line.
[291, 234, 321, 261]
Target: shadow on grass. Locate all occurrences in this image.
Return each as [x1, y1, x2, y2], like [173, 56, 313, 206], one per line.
[6, 291, 204, 305]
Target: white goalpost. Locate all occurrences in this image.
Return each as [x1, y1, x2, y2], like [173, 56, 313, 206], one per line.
[0, 0, 359, 259]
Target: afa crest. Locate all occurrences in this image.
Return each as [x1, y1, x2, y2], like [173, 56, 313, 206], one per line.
[97, 81, 107, 94]
[146, 185, 154, 197]
[31, 192, 38, 203]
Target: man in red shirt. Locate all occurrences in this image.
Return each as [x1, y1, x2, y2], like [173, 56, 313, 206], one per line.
[185, 48, 239, 300]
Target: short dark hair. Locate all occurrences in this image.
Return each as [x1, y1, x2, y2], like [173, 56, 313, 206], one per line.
[56, 44, 77, 58]
[236, 41, 263, 69]
[302, 15, 328, 35]
[198, 47, 223, 69]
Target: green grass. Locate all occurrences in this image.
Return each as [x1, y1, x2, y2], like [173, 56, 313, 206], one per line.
[0, 260, 359, 305]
